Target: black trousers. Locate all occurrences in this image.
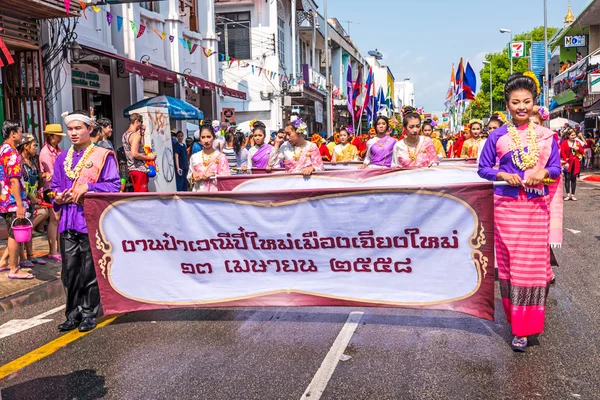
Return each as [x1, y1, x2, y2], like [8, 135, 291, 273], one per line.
[564, 171, 577, 195]
[60, 230, 100, 320]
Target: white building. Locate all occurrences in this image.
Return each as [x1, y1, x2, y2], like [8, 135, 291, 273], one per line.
[395, 80, 415, 110]
[43, 0, 234, 145]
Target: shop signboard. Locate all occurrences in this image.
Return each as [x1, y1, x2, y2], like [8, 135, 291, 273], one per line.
[71, 64, 110, 95]
[589, 74, 600, 95]
[565, 35, 586, 48]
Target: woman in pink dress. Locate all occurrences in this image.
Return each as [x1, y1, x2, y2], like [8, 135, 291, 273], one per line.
[267, 117, 324, 176]
[187, 122, 231, 192]
[392, 107, 439, 168]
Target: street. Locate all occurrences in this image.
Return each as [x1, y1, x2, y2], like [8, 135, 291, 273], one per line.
[1, 182, 599, 400]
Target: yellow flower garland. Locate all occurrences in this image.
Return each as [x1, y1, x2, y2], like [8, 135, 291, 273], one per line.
[507, 121, 540, 170]
[64, 145, 95, 180]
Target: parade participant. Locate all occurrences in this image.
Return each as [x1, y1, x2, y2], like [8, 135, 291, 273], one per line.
[487, 113, 505, 134]
[332, 127, 360, 162]
[560, 129, 584, 201]
[352, 132, 369, 159]
[19, 134, 49, 266]
[39, 124, 65, 262]
[392, 109, 439, 168]
[461, 120, 485, 158]
[327, 133, 338, 156]
[233, 131, 249, 172]
[188, 121, 231, 192]
[478, 73, 561, 352]
[191, 130, 203, 155]
[90, 126, 101, 146]
[96, 118, 114, 150]
[267, 117, 323, 176]
[52, 110, 120, 332]
[247, 121, 275, 169]
[122, 113, 155, 192]
[360, 116, 395, 168]
[422, 120, 446, 159]
[311, 133, 331, 161]
[452, 131, 466, 158]
[173, 131, 189, 191]
[223, 128, 239, 169]
[0, 121, 31, 279]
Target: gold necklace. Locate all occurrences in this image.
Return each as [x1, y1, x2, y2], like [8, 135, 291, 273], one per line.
[507, 121, 540, 170]
[293, 143, 308, 161]
[64, 145, 95, 180]
[202, 151, 218, 167]
[405, 138, 421, 162]
[377, 136, 389, 148]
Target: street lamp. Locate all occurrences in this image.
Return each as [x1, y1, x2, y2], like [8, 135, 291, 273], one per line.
[483, 61, 492, 116]
[500, 28, 513, 75]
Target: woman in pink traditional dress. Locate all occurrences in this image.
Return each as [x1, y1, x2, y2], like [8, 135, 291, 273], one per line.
[247, 121, 274, 169]
[360, 116, 396, 168]
[267, 117, 324, 176]
[392, 107, 439, 168]
[187, 122, 231, 192]
[478, 73, 562, 352]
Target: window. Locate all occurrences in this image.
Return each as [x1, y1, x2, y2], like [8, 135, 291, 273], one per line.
[217, 12, 251, 60]
[139, 2, 158, 12]
[179, 0, 198, 32]
[277, 16, 285, 63]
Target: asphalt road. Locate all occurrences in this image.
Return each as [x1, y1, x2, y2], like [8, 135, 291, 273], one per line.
[1, 182, 599, 400]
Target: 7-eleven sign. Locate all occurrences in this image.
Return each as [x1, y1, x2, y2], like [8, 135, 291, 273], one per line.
[510, 42, 525, 58]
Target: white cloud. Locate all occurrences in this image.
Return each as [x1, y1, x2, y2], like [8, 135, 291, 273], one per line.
[413, 56, 426, 64]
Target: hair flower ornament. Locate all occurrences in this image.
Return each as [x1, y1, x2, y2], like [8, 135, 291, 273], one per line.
[538, 106, 550, 121]
[292, 117, 307, 135]
[523, 71, 541, 95]
[469, 118, 484, 127]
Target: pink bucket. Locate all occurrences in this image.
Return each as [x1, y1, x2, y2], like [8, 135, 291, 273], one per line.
[11, 218, 32, 243]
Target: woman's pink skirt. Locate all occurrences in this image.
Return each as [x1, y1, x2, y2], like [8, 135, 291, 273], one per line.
[494, 192, 553, 337]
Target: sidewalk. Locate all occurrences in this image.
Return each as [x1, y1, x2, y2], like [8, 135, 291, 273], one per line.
[0, 230, 62, 300]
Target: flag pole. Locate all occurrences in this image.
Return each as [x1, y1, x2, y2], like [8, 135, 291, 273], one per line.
[324, 0, 333, 137]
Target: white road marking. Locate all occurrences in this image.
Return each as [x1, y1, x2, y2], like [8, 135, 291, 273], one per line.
[565, 228, 582, 234]
[301, 311, 363, 400]
[0, 305, 65, 339]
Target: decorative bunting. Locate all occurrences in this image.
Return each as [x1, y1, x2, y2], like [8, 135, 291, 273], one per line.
[92, 5, 100, 12]
[152, 28, 162, 39]
[179, 38, 187, 48]
[169, 35, 175, 42]
[79, 1, 87, 19]
[161, 32, 167, 40]
[107, 12, 113, 25]
[190, 44, 198, 55]
[64, 0, 71, 15]
[117, 16, 123, 32]
[130, 21, 137, 35]
[187, 40, 192, 52]
[137, 24, 146, 38]
[202, 46, 215, 57]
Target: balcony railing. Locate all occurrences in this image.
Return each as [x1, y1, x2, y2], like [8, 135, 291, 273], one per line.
[0, 14, 40, 49]
[2, 0, 80, 19]
[552, 47, 600, 97]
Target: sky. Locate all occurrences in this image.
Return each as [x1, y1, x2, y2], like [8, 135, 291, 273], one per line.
[316, 0, 590, 111]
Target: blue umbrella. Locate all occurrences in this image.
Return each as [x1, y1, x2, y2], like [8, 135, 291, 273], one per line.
[123, 95, 204, 120]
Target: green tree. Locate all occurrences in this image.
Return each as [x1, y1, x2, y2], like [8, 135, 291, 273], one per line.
[465, 26, 558, 120]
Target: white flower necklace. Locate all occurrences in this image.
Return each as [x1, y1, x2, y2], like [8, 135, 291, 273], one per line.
[64, 145, 95, 180]
[507, 121, 540, 171]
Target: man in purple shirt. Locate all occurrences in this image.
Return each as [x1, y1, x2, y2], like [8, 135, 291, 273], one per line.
[51, 110, 120, 332]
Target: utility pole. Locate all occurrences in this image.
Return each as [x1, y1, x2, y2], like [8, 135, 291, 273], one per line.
[340, 20, 359, 35]
[324, 0, 333, 137]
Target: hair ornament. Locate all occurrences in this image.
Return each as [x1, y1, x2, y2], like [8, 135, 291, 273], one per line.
[469, 118, 484, 127]
[537, 106, 550, 121]
[523, 71, 541, 95]
[292, 117, 307, 135]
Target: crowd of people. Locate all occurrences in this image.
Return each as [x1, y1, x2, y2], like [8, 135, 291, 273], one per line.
[0, 69, 597, 350]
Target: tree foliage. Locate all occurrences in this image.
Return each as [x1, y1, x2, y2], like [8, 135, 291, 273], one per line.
[465, 26, 558, 120]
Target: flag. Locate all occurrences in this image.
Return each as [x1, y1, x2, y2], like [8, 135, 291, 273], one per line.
[375, 87, 386, 116]
[179, 38, 187, 48]
[386, 85, 392, 115]
[64, 0, 71, 15]
[92, 5, 100, 12]
[107, 12, 113, 25]
[169, 35, 175, 42]
[352, 65, 363, 121]
[0, 36, 15, 66]
[152, 28, 162, 39]
[455, 58, 465, 102]
[79, 1, 87, 19]
[190, 44, 198, 55]
[137, 24, 146, 38]
[346, 64, 355, 128]
[187, 41, 192, 52]
[117, 16, 123, 32]
[161, 32, 166, 40]
[130, 21, 137, 35]
[361, 68, 374, 126]
[462, 61, 477, 100]
[446, 64, 455, 101]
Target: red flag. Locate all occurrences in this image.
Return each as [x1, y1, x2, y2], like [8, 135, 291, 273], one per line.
[190, 44, 198, 55]
[79, 1, 87, 19]
[352, 65, 363, 121]
[0, 36, 14, 66]
[137, 24, 146, 38]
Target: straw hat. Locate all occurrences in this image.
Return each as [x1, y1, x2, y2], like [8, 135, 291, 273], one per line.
[20, 133, 36, 146]
[43, 124, 66, 136]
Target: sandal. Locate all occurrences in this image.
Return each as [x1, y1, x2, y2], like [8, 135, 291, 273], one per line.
[571, 196, 577, 201]
[30, 257, 47, 265]
[19, 260, 35, 268]
[8, 271, 35, 280]
[511, 336, 528, 352]
[47, 254, 62, 263]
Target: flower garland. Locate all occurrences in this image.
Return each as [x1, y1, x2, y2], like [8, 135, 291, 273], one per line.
[507, 121, 540, 170]
[523, 71, 541, 95]
[64, 145, 95, 180]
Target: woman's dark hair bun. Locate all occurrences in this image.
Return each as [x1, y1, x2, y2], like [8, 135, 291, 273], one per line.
[504, 73, 538, 103]
[253, 121, 266, 131]
[402, 106, 421, 127]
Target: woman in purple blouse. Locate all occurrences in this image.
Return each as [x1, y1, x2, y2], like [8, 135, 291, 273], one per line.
[361, 116, 396, 168]
[478, 73, 561, 352]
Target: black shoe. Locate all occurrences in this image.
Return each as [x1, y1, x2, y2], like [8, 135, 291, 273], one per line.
[78, 317, 97, 332]
[58, 319, 81, 332]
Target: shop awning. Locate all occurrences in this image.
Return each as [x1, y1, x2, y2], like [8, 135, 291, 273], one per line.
[81, 45, 177, 84]
[220, 86, 247, 100]
[186, 75, 217, 91]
